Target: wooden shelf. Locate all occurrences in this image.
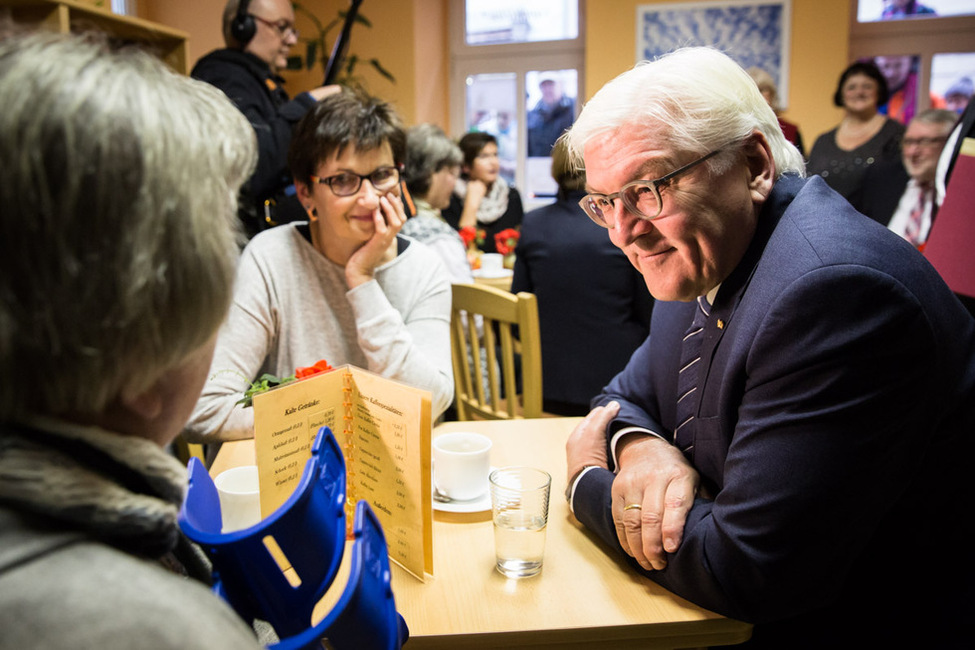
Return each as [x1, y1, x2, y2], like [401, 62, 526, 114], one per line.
[0, 0, 188, 74]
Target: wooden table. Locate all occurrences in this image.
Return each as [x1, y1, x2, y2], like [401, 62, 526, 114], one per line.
[211, 418, 752, 649]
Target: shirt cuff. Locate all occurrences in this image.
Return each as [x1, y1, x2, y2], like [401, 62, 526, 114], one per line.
[609, 426, 668, 472]
[567, 465, 602, 514]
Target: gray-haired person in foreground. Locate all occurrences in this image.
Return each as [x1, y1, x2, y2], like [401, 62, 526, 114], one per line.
[0, 30, 265, 648]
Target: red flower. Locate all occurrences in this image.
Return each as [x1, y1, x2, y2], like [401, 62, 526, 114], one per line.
[494, 228, 520, 256]
[459, 226, 486, 248]
[295, 359, 334, 379]
[459, 226, 477, 248]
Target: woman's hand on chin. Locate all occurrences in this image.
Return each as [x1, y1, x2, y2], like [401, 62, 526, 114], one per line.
[459, 179, 487, 228]
[345, 193, 405, 289]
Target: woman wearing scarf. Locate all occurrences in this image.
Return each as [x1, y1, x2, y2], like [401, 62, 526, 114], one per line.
[0, 31, 263, 648]
[442, 132, 525, 253]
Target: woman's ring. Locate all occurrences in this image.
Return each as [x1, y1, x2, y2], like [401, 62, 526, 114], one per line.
[623, 503, 642, 511]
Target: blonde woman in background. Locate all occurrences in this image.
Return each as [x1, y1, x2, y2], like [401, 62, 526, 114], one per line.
[748, 67, 805, 158]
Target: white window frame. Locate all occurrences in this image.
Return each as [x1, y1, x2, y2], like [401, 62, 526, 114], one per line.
[449, 1, 585, 208]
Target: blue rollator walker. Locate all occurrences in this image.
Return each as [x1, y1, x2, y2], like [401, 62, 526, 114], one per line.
[178, 426, 409, 649]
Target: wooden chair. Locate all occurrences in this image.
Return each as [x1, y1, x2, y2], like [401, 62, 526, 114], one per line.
[172, 435, 206, 467]
[450, 283, 542, 419]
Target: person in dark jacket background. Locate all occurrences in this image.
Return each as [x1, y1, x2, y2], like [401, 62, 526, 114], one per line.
[511, 140, 652, 415]
[192, 0, 337, 237]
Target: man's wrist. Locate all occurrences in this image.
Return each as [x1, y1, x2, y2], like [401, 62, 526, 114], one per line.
[609, 426, 668, 471]
[565, 465, 601, 503]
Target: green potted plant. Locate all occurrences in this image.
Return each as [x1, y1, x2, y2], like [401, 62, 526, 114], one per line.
[288, 2, 394, 87]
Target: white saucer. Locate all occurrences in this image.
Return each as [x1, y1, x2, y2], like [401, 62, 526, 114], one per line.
[432, 468, 494, 513]
[432, 490, 491, 513]
[472, 269, 513, 279]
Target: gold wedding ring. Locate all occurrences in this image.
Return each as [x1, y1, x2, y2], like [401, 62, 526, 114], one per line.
[623, 503, 643, 511]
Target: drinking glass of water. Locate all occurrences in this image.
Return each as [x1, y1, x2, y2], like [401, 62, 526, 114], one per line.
[489, 466, 551, 578]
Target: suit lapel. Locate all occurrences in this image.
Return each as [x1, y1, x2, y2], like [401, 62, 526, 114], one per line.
[692, 175, 804, 423]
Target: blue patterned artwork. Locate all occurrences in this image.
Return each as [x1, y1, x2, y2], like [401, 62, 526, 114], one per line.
[637, 1, 791, 107]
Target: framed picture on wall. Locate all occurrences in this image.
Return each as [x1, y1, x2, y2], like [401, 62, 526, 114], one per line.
[930, 52, 975, 115]
[857, 0, 975, 23]
[637, 0, 792, 107]
[869, 53, 924, 124]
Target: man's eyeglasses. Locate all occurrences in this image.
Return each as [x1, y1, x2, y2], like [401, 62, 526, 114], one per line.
[310, 166, 400, 197]
[900, 137, 947, 150]
[579, 150, 721, 228]
[251, 15, 299, 39]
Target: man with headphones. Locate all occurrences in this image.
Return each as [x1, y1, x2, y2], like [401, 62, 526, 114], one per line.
[193, 0, 337, 238]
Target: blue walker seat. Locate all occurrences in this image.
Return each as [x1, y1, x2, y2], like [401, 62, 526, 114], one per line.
[270, 500, 409, 650]
[178, 426, 407, 648]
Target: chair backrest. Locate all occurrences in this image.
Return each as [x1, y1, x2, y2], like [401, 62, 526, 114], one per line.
[172, 434, 205, 466]
[270, 501, 409, 650]
[179, 426, 347, 638]
[450, 282, 542, 419]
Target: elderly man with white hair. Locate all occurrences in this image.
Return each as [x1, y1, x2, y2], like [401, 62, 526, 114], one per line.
[564, 47, 974, 648]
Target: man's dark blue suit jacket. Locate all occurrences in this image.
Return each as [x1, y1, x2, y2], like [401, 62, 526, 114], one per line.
[575, 175, 975, 648]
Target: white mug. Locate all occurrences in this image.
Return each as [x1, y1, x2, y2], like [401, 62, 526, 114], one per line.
[480, 253, 504, 277]
[433, 432, 492, 501]
[214, 465, 262, 533]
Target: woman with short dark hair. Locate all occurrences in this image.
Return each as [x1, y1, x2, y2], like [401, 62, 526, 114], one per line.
[806, 60, 906, 199]
[186, 89, 454, 448]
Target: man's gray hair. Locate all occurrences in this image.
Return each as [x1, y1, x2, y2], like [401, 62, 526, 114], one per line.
[911, 108, 959, 131]
[565, 47, 805, 179]
[0, 30, 257, 419]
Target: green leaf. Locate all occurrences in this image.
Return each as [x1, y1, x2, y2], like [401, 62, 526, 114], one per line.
[236, 372, 296, 408]
[305, 40, 317, 69]
[368, 58, 396, 83]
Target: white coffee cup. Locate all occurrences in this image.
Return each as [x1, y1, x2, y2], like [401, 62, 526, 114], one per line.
[480, 253, 504, 277]
[214, 465, 262, 533]
[433, 432, 492, 501]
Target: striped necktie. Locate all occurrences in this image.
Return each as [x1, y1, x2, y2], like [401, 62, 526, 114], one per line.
[675, 297, 710, 452]
[904, 182, 932, 247]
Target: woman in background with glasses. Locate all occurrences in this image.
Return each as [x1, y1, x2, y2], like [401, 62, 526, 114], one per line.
[186, 89, 454, 450]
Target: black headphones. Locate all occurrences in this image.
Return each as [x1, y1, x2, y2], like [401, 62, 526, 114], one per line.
[230, 0, 255, 47]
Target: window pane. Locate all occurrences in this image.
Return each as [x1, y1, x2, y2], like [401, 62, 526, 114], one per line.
[466, 0, 578, 46]
[931, 52, 975, 115]
[525, 69, 577, 201]
[857, 0, 975, 22]
[466, 73, 518, 187]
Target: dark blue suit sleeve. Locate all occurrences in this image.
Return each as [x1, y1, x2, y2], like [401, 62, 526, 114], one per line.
[193, 66, 314, 200]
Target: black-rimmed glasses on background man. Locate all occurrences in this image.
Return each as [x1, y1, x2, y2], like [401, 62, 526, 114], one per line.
[900, 137, 947, 150]
[250, 14, 299, 39]
[310, 166, 401, 197]
[579, 150, 721, 228]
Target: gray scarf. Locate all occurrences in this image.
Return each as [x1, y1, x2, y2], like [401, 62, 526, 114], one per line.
[0, 417, 189, 558]
[454, 176, 511, 225]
